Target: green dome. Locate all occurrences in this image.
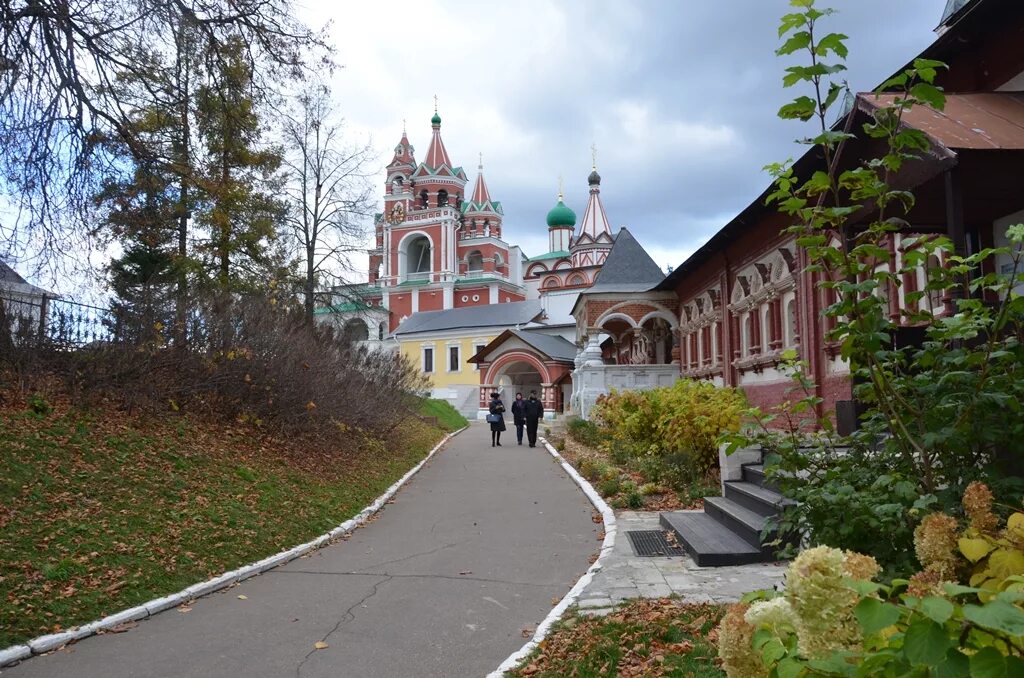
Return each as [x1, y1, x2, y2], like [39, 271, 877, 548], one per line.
[431, 112, 442, 125]
[546, 199, 576, 228]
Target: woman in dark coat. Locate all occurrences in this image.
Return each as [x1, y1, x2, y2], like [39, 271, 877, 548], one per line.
[488, 391, 506, 447]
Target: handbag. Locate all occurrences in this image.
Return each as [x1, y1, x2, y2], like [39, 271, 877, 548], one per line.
[486, 413, 500, 424]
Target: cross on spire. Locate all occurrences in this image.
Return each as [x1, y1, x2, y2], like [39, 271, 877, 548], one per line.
[558, 175, 564, 199]
[434, 94, 438, 114]
[591, 143, 598, 170]
[478, 151, 483, 169]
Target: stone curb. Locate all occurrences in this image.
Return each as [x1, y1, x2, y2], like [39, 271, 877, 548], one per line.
[0, 426, 466, 668]
[487, 436, 617, 677]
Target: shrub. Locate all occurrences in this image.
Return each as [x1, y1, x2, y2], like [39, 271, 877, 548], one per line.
[620, 480, 644, 509]
[27, 393, 51, 415]
[639, 482, 663, 497]
[7, 293, 430, 450]
[566, 417, 602, 448]
[720, 484, 1024, 677]
[578, 457, 603, 481]
[594, 379, 745, 476]
[598, 476, 621, 497]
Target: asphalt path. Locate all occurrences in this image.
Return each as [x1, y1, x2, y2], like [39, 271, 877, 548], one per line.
[4, 422, 599, 678]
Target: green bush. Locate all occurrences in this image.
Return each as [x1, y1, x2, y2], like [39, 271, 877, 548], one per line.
[566, 417, 602, 448]
[593, 379, 745, 480]
[620, 480, 644, 509]
[598, 476, 621, 497]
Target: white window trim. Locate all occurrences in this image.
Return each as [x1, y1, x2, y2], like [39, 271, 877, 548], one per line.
[421, 345, 435, 374]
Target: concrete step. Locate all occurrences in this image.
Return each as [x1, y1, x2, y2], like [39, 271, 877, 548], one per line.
[703, 496, 774, 548]
[659, 512, 766, 567]
[724, 481, 796, 517]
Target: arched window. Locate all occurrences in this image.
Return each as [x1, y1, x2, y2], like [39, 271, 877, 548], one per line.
[567, 273, 586, 286]
[392, 176, 403, 187]
[342, 319, 369, 343]
[466, 251, 483, 272]
[437, 189, 449, 207]
[405, 235, 432, 280]
[785, 298, 798, 347]
[543, 276, 560, 289]
[419, 190, 428, 208]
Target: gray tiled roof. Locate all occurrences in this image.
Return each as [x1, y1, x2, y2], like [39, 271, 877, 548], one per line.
[394, 300, 543, 335]
[585, 227, 666, 294]
[509, 329, 578, 362]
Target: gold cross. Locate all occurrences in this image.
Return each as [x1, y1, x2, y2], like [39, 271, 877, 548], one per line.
[591, 143, 598, 170]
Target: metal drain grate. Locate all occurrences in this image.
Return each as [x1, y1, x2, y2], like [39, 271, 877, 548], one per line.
[626, 530, 687, 557]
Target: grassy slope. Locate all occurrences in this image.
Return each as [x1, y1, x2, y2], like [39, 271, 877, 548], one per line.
[0, 403, 447, 647]
[417, 397, 469, 432]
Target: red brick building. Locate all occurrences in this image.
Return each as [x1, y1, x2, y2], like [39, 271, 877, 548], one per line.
[657, 0, 1024, 429]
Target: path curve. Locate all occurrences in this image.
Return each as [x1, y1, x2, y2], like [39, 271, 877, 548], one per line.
[4, 423, 599, 678]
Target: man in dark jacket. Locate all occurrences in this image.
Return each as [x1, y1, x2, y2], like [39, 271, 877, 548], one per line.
[524, 391, 544, 448]
[510, 392, 526, 445]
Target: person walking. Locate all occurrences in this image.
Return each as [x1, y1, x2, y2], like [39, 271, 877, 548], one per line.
[488, 391, 506, 447]
[524, 391, 544, 448]
[510, 392, 526, 445]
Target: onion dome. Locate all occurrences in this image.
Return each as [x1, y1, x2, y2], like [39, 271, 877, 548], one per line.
[431, 111, 442, 126]
[588, 168, 601, 186]
[546, 195, 577, 228]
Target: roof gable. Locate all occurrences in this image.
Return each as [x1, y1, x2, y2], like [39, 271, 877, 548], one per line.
[585, 228, 666, 293]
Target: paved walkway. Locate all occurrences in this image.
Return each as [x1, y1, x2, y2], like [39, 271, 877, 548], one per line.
[576, 511, 786, 616]
[5, 424, 599, 678]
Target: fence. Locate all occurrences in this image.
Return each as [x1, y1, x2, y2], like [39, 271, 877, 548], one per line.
[1, 293, 118, 348]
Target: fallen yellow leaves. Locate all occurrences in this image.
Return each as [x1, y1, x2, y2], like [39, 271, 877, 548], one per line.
[313, 641, 328, 650]
[509, 599, 725, 678]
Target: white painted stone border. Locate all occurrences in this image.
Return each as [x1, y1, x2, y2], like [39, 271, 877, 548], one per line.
[487, 436, 618, 677]
[0, 427, 466, 668]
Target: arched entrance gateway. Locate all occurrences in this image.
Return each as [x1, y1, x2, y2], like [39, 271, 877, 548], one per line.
[468, 329, 577, 419]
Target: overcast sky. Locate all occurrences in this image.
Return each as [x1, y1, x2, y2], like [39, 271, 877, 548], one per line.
[298, 0, 943, 272]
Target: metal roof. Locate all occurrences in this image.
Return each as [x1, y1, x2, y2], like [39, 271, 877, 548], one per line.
[508, 329, 578, 362]
[860, 92, 1024, 150]
[585, 227, 666, 294]
[393, 300, 543, 336]
[468, 328, 577, 364]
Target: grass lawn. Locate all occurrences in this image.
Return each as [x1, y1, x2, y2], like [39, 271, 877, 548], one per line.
[511, 598, 725, 677]
[417, 397, 469, 432]
[0, 399, 448, 648]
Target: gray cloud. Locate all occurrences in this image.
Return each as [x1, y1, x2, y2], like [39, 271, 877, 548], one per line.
[308, 0, 942, 270]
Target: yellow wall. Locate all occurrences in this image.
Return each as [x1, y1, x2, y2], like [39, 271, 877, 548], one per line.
[399, 334, 496, 388]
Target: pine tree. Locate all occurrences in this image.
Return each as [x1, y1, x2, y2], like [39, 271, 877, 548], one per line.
[195, 37, 286, 293]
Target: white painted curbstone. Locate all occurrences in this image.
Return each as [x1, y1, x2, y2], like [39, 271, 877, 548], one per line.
[75, 605, 150, 637]
[144, 593, 189, 615]
[0, 645, 32, 666]
[487, 436, 618, 677]
[27, 631, 77, 654]
[0, 426, 465, 668]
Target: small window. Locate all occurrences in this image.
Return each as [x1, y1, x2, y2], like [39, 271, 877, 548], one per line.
[423, 348, 434, 373]
[448, 345, 460, 372]
[474, 344, 486, 370]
